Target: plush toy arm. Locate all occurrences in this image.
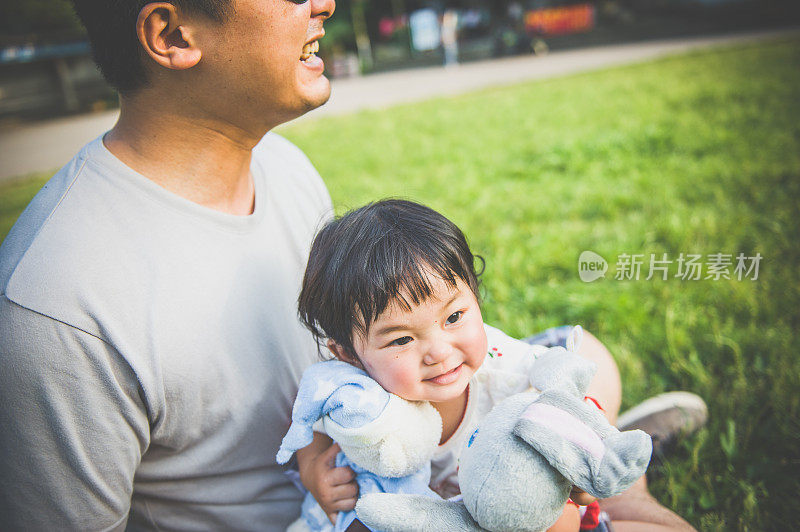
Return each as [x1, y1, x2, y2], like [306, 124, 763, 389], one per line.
[529, 347, 597, 398]
[327, 396, 442, 477]
[513, 390, 652, 499]
[356, 493, 485, 532]
[591, 429, 652, 497]
[277, 360, 390, 464]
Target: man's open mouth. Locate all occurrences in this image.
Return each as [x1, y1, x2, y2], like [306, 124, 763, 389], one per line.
[300, 40, 319, 62]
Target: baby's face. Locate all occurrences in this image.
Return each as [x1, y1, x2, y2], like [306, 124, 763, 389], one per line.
[350, 274, 487, 406]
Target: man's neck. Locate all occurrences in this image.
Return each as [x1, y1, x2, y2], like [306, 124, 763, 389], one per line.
[104, 95, 263, 216]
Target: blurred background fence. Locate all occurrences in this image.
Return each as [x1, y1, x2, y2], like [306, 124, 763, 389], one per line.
[1, 0, 798, 120]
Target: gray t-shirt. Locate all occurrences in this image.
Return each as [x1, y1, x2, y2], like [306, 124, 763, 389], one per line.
[0, 133, 333, 530]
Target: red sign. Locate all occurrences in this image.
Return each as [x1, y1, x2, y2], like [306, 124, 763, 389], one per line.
[525, 4, 595, 36]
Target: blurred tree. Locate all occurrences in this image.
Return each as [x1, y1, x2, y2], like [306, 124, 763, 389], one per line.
[351, 0, 374, 69]
[0, 0, 83, 39]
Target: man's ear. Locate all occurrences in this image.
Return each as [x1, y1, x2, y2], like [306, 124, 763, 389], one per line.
[327, 339, 362, 368]
[137, 3, 202, 71]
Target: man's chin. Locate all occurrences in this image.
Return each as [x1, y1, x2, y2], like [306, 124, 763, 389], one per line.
[270, 80, 331, 128]
[301, 81, 332, 113]
[290, 71, 331, 111]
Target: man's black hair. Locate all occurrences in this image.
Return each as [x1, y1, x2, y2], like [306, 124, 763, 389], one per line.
[298, 199, 483, 359]
[69, 0, 230, 93]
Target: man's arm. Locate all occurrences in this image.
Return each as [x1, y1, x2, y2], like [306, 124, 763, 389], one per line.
[0, 297, 149, 530]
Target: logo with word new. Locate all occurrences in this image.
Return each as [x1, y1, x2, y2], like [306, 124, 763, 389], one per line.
[578, 251, 608, 282]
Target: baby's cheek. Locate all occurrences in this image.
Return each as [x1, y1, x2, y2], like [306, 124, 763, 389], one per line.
[464, 320, 488, 359]
[377, 358, 421, 397]
[391, 360, 420, 388]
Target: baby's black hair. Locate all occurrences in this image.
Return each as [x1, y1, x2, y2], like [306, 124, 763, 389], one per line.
[298, 199, 483, 359]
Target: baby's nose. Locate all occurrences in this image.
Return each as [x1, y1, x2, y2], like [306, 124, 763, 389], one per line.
[424, 340, 453, 365]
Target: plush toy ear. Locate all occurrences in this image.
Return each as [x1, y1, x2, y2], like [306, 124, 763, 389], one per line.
[513, 391, 652, 499]
[356, 493, 485, 532]
[529, 348, 596, 398]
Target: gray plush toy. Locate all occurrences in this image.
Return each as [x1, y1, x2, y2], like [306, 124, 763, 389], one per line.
[356, 346, 653, 532]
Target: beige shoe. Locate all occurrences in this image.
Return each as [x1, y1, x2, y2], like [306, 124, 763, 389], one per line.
[616, 391, 708, 456]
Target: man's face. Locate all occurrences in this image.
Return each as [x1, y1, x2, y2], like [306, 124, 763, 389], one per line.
[195, 0, 335, 130]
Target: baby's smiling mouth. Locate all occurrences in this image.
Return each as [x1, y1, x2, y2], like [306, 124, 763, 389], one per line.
[426, 363, 463, 385]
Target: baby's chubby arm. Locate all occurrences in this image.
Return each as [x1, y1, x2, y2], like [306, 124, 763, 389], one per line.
[569, 486, 598, 506]
[547, 503, 581, 532]
[296, 432, 359, 524]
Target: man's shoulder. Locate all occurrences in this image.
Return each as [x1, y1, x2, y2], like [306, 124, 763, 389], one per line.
[0, 139, 153, 333]
[0, 145, 94, 293]
[254, 132, 314, 171]
[253, 132, 332, 215]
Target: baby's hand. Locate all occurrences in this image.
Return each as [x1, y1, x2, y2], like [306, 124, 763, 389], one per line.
[297, 438, 359, 524]
[546, 502, 581, 532]
[569, 486, 598, 506]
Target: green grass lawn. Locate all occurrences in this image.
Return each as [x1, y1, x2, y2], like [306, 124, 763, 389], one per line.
[3, 37, 799, 529]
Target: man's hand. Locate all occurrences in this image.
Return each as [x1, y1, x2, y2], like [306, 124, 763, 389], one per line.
[569, 486, 597, 506]
[296, 434, 359, 524]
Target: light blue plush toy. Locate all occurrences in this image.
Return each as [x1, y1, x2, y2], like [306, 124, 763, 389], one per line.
[355, 346, 654, 532]
[276, 360, 442, 532]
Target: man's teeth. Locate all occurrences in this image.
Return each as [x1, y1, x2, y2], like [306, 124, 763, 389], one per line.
[300, 41, 319, 61]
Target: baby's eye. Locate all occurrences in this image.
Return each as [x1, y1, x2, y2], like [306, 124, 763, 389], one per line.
[390, 336, 413, 346]
[446, 311, 463, 325]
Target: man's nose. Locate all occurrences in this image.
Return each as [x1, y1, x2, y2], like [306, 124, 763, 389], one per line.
[311, 0, 335, 20]
[424, 338, 453, 366]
